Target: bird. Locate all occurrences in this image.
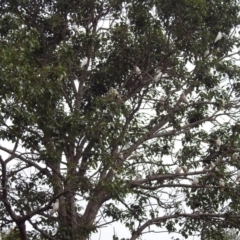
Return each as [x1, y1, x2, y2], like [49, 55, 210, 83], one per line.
[134, 174, 142, 181]
[216, 137, 222, 151]
[214, 32, 222, 43]
[203, 164, 211, 171]
[210, 161, 219, 171]
[204, 49, 210, 58]
[50, 199, 59, 216]
[180, 93, 189, 104]
[232, 152, 239, 161]
[134, 66, 142, 79]
[108, 87, 119, 97]
[59, 74, 64, 81]
[220, 98, 225, 110]
[219, 178, 225, 192]
[108, 87, 123, 103]
[210, 161, 216, 169]
[72, 23, 80, 35]
[175, 166, 182, 174]
[182, 165, 188, 174]
[112, 169, 117, 175]
[192, 177, 199, 185]
[236, 170, 240, 181]
[154, 71, 162, 83]
[80, 57, 88, 68]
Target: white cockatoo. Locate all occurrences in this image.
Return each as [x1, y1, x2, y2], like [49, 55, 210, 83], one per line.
[204, 49, 210, 58]
[192, 177, 199, 185]
[182, 166, 188, 174]
[180, 93, 189, 104]
[154, 71, 162, 83]
[236, 170, 240, 181]
[50, 199, 59, 216]
[232, 152, 239, 161]
[217, 97, 225, 110]
[59, 74, 64, 81]
[203, 164, 210, 171]
[135, 174, 142, 181]
[108, 87, 123, 103]
[80, 57, 88, 68]
[210, 161, 219, 171]
[219, 178, 225, 192]
[210, 161, 215, 169]
[108, 87, 119, 97]
[216, 137, 222, 151]
[214, 31, 222, 43]
[72, 23, 80, 35]
[134, 65, 141, 75]
[58, 72, 66, 81]
[134, 66, 142, 79]
[175, 166, 182, 174]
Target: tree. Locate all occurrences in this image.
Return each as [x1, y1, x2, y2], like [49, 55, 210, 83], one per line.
[0, 0, 240, 239]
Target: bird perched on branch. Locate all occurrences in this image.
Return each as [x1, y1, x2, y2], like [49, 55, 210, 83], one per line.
[216, 137, 222, 151]
[134, 66, 142, 80]
[232, 152, 239, 162]
[108, 87, 119, 97]
[80, 57, 88, 68]
[134, 174, 142, 181]
[210, 161, 216, 168]
[214, 32, 222, 43]
[203, 164, 211, 171]
[154, 71, 162, 83]
[58, 73, 64, 81]
[175, 166, 182, 174]
[180, 93, 189, 104]
[50, 199, 59, 216]
[219, 178, 225, 192]
[108, 87, 123, 104]
[72, 23, 80, 35]
[182, 166, 188, 175]
[204, 49, 210, 58]
[192, 177, 199, 185]
[210, 161, 219, 171]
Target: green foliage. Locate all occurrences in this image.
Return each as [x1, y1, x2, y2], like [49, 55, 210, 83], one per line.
[0, 0, 240, 240]
[1, 228, 21, 240]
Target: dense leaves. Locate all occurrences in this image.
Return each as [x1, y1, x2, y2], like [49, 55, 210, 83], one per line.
[0, 0, 240, 240]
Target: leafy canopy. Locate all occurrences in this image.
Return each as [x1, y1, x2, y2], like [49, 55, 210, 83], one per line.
[0, 0, 240, 240]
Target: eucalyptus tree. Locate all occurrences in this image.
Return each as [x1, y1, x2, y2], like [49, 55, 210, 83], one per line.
[1, 0, 240, 240]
